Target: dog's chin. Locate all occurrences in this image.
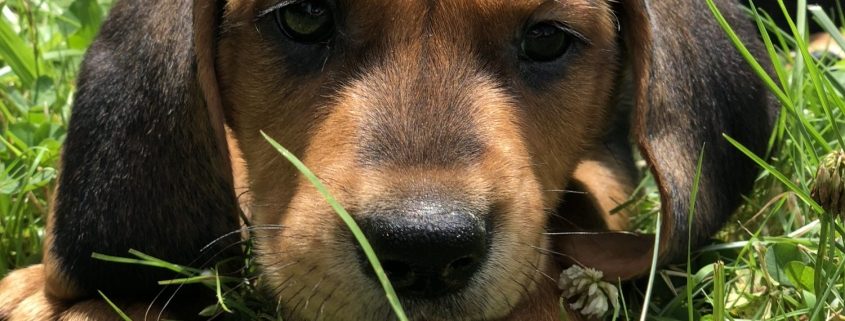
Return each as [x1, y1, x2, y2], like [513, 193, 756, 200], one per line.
[267, 247, 556, 321]
[396, 296, 508, 321]
[382, 259, 562, 321]
[277, 283, 532, 321]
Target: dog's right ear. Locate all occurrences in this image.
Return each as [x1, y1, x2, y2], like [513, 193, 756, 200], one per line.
[44, 0, 239, 299]
[555, 0, 778, 281]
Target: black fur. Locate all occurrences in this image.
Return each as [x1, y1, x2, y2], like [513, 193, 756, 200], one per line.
[628, 0, 778, 261]
[50, 0, 239, 295]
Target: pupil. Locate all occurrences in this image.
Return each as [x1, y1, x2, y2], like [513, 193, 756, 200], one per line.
[524, 23, 569, 61]
[303, 3, 326, 16]
[530, 25, 556, 39]
[284, 2, 330, 36]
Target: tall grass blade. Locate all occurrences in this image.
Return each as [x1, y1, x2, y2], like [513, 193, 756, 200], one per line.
[708, 0, 830, 154]
[724, 134, 824, 214]
[0, 16, 37, 87]
[98, 290, 133, 321]
[638, 189, 664, 321]
[686, 146, 706, 321]
[261, 131, 409, 321]
[712, 261, 726, 321]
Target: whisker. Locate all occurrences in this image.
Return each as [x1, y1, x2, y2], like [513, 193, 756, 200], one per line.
[542, 230, 641, 236]
[260, 260, 301, 275]
[490, 260, 528, 310]
[313, 280, 340, 321]
[545, 189, 587, 194]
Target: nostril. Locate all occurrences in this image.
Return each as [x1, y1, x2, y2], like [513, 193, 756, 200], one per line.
[381, 259, 415, 288]
[446, 256, 477, 274]
[442, 255, 481, 286]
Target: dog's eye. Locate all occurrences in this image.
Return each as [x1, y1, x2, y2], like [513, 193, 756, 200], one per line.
[275, 1, 334, 43]
[521, 22, 572, 62]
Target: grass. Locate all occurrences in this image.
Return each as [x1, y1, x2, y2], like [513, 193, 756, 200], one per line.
[0, 0, 111, 277]
[0, 0, 843, 320]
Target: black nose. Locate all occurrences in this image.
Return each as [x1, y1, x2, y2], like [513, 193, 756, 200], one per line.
[357, 201, 489, 298]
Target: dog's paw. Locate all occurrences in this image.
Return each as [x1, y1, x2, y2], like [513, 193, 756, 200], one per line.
[0, 264, 64, 321]
[0, 265, 171, 321]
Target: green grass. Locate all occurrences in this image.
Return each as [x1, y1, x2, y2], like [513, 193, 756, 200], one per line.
[0, 0, 112, 277]
[0, 0, 843, 320]
[622, 2, 845, 320]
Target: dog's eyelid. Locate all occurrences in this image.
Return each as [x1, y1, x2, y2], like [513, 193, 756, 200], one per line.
[540, 20, 592, 45]
[526, 0, 591, 45]
[548, 22, 590, 45]
[257, 0, 303, 18]
[520, 17, 590, 46]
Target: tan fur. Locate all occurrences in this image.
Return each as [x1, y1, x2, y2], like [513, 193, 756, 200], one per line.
[59, 300, 171, 321]
[809, 32, 845, 58]
[0, 265, 173, 321]
[214, 1, 619, 319]
[570, 155, 636, 231]
[42, 202, 83, 301]
[0, 265, 64, 321]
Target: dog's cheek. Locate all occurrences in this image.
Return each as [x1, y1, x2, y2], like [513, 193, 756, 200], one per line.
[216, 24, 333, 208]
[521, 43, 622, 205]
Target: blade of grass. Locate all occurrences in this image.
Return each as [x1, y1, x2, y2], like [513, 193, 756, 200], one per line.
[809, 6, 845, 54]
[707, 0, 790, 105]
[791, 0, 807, 101]
[749, 2, 790, 105]
[97, 290, 132, 321]
[686, 146, 706, 321]
[780, 2, 845, 151]
[809, 253, 845, 320]
[638, 189, 663, 321]
[0, 15, 37, 87]
[157, 275, 229, 285]
[261, 131, 409, 321]
[707, 0, 831, 154]
[724, 134, 824, 214]
[90, 250, 200, 276]
[215, 268, 233, 313]
[712, 261, 726, 321]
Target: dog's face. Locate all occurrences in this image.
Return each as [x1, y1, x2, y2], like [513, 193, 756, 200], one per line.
[216, 0, 620, 319]
[0, 0, 770, 320]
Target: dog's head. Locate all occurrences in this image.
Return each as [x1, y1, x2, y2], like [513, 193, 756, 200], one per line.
[188, 0, 776, 319]
[213, 1, 620, 319]
[50, 0, 775, 320]
[196, 0, 775, 319]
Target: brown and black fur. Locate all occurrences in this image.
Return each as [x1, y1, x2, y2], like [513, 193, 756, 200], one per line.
[0, 0, 776, 320]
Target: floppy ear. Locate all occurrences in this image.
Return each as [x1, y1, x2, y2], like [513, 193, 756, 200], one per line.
[556, 0, 777, 280]
[45, 0, 238, 299]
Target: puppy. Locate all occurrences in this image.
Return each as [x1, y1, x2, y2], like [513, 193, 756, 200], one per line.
[0, 0, 777, 320]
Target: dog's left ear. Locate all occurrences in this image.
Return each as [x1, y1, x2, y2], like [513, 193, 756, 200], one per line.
[44, 0, 238, 298]
[195, 1, 228, 155]
[557, 0, 778, 280]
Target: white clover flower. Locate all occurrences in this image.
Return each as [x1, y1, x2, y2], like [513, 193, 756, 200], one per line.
[558, 265, 619, 319]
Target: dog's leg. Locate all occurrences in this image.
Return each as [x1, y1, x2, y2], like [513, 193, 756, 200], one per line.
[0, 265, 65, 321]
[1, 265, 177, 321]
